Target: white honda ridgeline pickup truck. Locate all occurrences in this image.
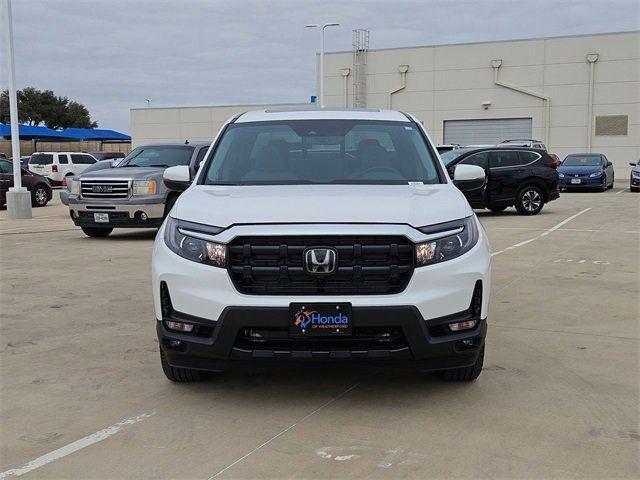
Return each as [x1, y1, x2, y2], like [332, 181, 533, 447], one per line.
[152, 109, 491, 382]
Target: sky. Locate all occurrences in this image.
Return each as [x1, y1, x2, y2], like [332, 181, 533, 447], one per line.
[1, 0, 638, 133]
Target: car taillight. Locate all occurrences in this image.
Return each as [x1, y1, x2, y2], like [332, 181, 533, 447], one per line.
[52, 165, 58, 172]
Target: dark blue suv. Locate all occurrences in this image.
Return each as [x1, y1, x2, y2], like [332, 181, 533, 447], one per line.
[558, 153, 614, 191]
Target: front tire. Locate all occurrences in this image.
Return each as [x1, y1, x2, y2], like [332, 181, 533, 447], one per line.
[160, 348, 204, 382]
[515, 185, 544, 215]
[31, 185, 49, 207]
[438, 346, 484, 381]
[81, 226, 113, 237]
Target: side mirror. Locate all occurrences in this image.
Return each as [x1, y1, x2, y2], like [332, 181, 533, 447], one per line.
[163, 165, 191, 192]
[630, 162, 637, 167]
[453, 164, 486, 191]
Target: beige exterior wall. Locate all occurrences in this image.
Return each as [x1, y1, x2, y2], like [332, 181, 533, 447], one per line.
[322, 31, 639, 169]
[130, 103, 310, 148]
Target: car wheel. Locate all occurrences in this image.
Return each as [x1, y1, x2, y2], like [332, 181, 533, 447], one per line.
[515, 185, 544, 215]
[31, 185, 49, 207]
[488, 205, 507, 213]
[81, 227, 113, 237]
[438, 346, 484, 381]
[160, 347, 204, 382]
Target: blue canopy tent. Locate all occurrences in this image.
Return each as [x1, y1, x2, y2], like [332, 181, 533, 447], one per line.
[0, 124, 130, 141]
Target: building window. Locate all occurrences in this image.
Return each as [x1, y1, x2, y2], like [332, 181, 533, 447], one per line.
[595, 115, 628, 136]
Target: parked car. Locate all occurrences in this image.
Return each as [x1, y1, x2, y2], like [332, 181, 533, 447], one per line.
[558, 153, 614, 191]
[153, 108, 490, 382]
[87, 152, 126, 165]
[0, 159, 52, 207]
[630, 160, 640, 192]
[67, 142, 210, 237]
[441, 147, 559, 215]
[60, 159, 118, 206]
[498, 139, 547, 151]
[28, 152, 97, 185]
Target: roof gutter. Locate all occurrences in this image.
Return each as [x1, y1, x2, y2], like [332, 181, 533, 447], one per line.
[491, 59, 550, 146]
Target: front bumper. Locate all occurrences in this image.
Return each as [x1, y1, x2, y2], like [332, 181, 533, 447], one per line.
[152, 221, 491, 371]
[559, 176, 605, 188]
[158, 306, 487, 372]
[68, 198, 165, 228]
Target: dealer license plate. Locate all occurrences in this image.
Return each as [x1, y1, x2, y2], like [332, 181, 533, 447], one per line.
[290, 303, 352, 336]
[571, 178, 581, 184]
[94, 213, 109, 223]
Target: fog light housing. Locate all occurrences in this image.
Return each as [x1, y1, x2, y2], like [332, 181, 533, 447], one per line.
[140, 212, 148, 221]
[165, 321, 194, 333]
[448, 320, 477, 332]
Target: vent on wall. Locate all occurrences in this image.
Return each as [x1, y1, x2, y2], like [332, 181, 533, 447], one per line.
[595, 115, 628, 136]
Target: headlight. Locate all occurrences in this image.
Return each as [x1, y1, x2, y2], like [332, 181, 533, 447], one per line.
[415, 216, 479, 267]
[163, 217, 226, 267]
[558, 172, 565, 178]
[132, 179, 157, 196]
[632, 171, 640, 179]
[70, 179, 80, 195]
[589, 171, 602, 178]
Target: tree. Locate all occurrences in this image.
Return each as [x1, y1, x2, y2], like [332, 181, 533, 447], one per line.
[0, 87, 97, 129]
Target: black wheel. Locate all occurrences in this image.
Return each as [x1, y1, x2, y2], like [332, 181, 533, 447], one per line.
[515, 185, 544, 215]
[438, 346, 484, 382]
[163, 194, 178, 219]
[160, 347, 204, 382]
[488, 205, 507, 213]
[81, 226, 113, 237]
[31, 185, 49, 207]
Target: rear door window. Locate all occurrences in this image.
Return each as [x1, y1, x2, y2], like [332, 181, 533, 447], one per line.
[29, 153, 53, 165]
[518, 151, 540, 164]
[489, 150, 521, 168]
[58, 154, 69, 164]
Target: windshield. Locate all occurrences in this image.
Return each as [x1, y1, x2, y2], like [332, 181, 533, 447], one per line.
[29, 153, 53, 165]
[562, 155, 602, 167]
[118, 146, 194, 168]
[440, 149, 470, 167]
[203, 120, 441, 185]
[83, 160, 113, 173]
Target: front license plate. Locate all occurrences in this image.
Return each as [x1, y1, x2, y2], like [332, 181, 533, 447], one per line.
[94, 213, 109, 223]
[290, 303, 352, 336]
[571, 178, 581, 184]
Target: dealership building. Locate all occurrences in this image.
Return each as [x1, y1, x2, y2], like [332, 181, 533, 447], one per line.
[130, 30, 639, 169]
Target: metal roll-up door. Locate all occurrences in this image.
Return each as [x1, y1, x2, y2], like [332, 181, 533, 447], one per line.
[443, 118, 533, 146]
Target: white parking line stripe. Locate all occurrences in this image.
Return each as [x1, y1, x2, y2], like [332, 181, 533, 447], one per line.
[491, 208, 592, 257]
[615, 189, 626, 194]
[207, 384, 359, 479]
[0, 412, 154, 479]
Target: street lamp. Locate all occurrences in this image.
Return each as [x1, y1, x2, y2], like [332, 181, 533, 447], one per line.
[306, 22, 339, 108]
[2, 0, 32, 218]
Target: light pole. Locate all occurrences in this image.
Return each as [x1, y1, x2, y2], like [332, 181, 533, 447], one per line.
[306, 22, 339, 108]
[2, 0, 31, 218]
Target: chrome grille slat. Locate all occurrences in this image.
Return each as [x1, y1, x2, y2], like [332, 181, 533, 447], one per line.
[80, 179, 130, 199]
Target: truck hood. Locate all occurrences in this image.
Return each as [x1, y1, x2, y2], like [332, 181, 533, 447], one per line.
[80, 166, 164, 180]
[173, 184, 472, 228]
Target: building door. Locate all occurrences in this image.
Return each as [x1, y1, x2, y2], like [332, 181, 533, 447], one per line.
[443, 118, 533, 146]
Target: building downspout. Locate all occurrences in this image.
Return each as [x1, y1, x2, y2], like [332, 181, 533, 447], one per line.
[388, 65, 409, 108]
[340, 68, 351, 108]
[491, 60, 551, 146]
[586, 53, 599, 152]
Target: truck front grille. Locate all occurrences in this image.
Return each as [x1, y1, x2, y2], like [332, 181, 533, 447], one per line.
[81, 180, 129, 199]
[228, 235, 414, 295]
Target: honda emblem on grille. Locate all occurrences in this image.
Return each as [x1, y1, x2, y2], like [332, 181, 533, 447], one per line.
[304, 247, 337, 274]
[92, 185, 113, 193]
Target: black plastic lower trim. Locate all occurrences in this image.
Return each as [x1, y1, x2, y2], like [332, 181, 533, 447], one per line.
[157, 305, 487, 372]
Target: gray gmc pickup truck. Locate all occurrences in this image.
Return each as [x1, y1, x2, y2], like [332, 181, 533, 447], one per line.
[68, 142, 210, 237]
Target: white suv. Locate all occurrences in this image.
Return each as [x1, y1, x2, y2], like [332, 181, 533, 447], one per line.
[152, 109, 491, 382]
[28, 152, 97, 184]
